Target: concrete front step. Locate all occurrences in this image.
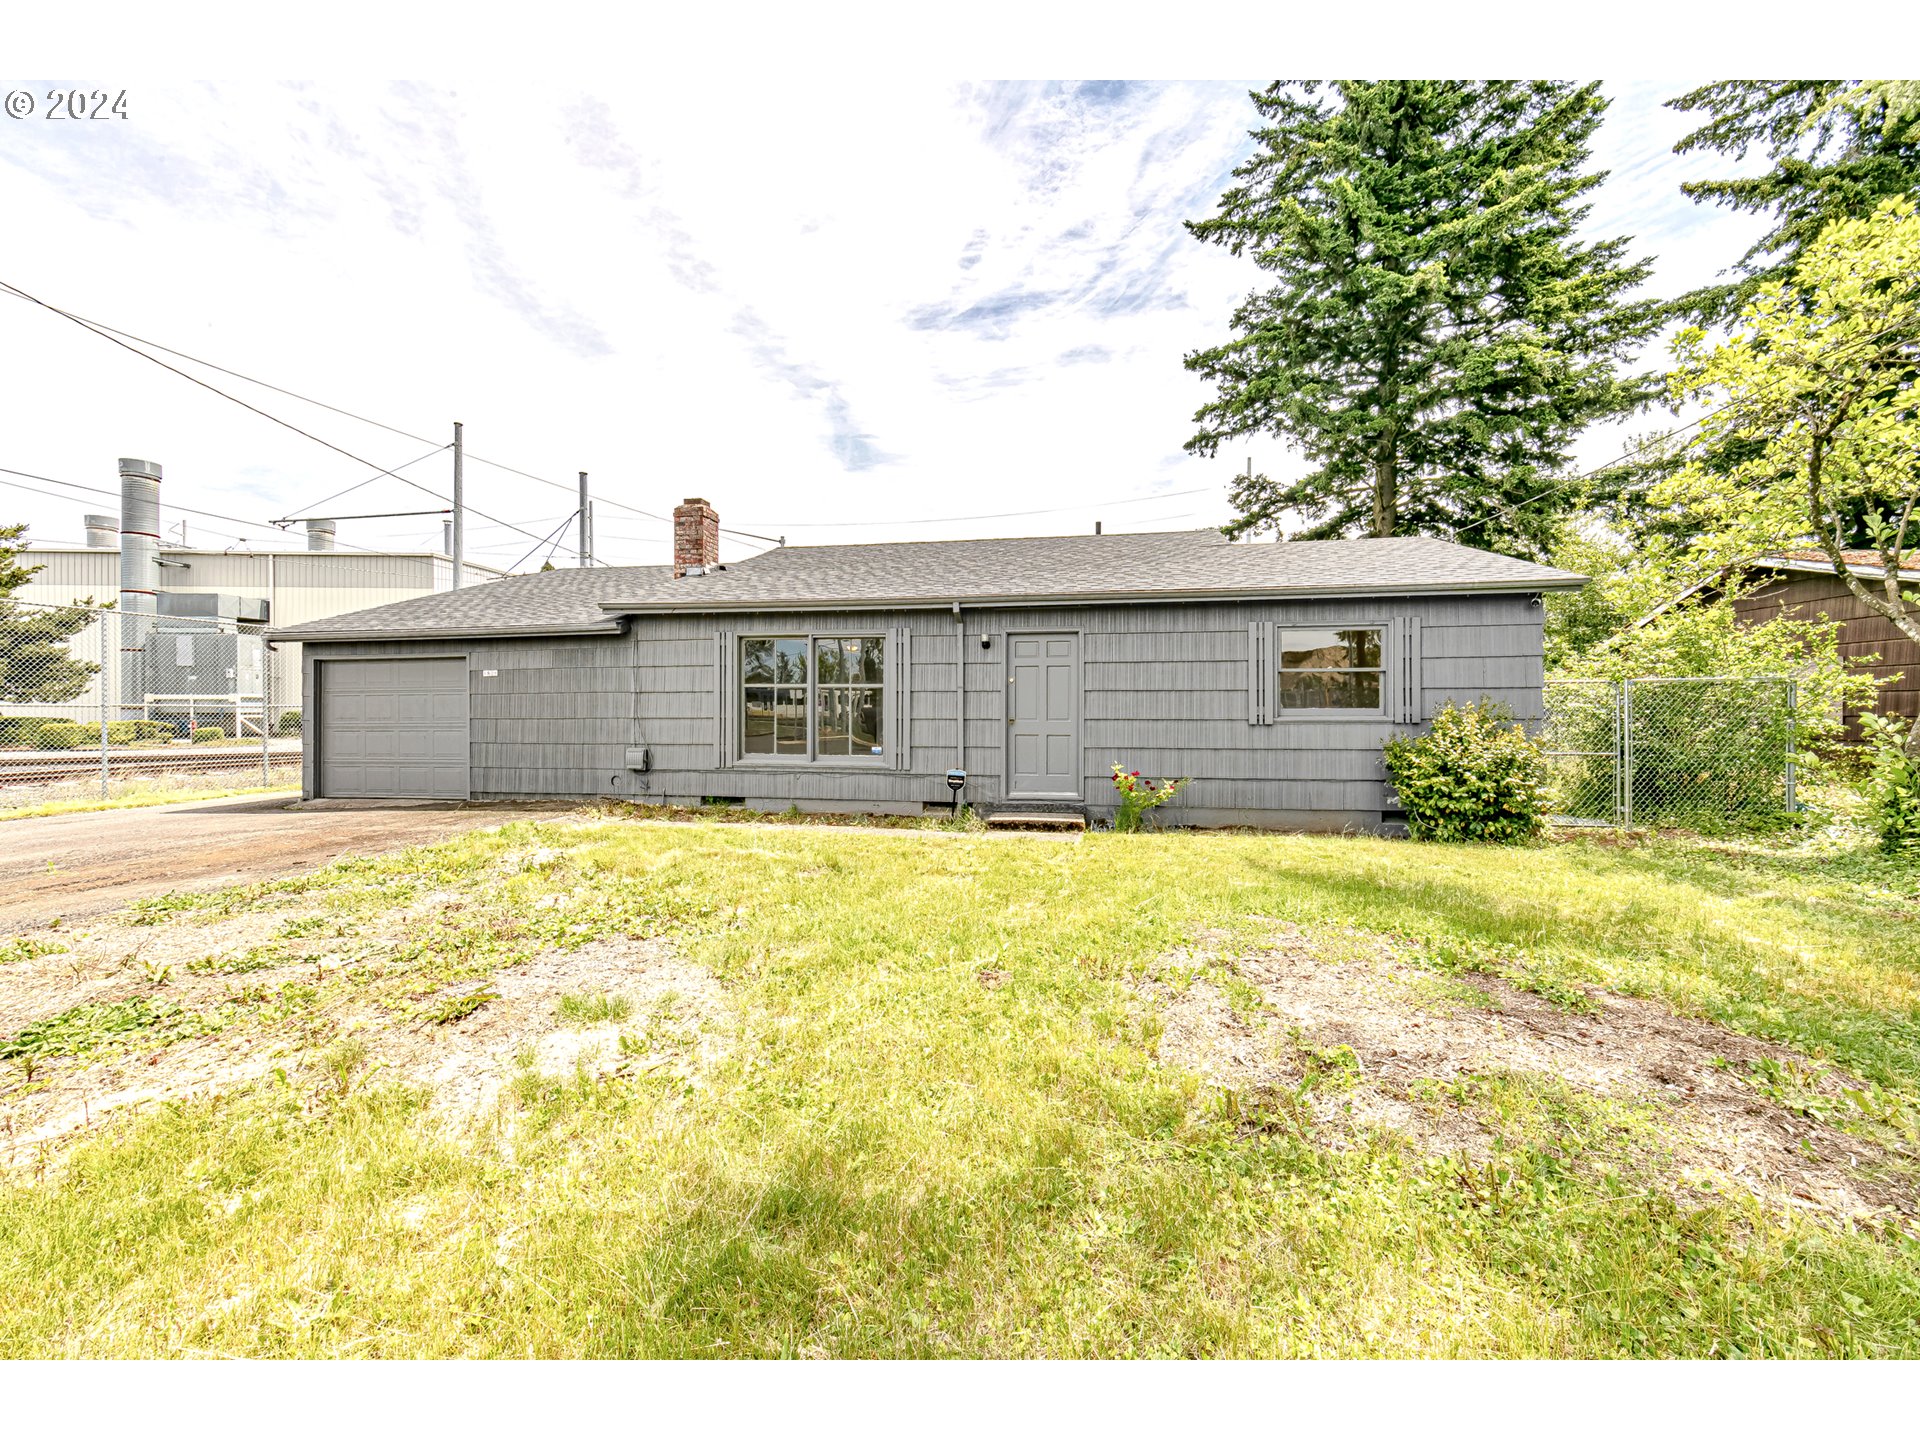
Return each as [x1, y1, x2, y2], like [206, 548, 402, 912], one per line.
[985, 810, 1088, 831]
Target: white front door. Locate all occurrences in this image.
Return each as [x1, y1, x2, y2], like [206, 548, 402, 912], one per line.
[1006, 632, 1081, 799]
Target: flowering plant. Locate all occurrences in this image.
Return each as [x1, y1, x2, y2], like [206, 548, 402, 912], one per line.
[1110, 763, 1188, 833]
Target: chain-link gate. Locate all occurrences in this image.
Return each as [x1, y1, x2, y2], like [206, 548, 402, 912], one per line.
[1542, 676, 1797, 830]
[0, 598, 302, 808]
[1539, 677, 1620, 825]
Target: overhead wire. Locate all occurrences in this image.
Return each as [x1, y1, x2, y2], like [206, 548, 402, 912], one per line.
[0, 465, 501, 566]
[0, 467, 377, 555]
[0, 282, 1248, 555]
[0, 285, 693, 535]
[0, 278, 598, 560]
[739, 485, 1219, 531]
[503, 511, 583, 574]
[275, 443, 451, 522]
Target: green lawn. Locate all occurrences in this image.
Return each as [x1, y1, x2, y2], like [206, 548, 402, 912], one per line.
[0, 780, 299, 822]
[0, 817, 1916, 1357]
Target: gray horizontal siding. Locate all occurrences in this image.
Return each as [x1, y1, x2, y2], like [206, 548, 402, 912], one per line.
[300, 588, 1548, 829]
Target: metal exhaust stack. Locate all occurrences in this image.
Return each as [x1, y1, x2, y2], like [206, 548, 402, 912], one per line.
[118, 457, 162, 718]
[305, 519, 337, 551]
[84, 513, 118, 548]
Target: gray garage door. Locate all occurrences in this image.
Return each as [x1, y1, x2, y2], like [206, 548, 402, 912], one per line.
[318, 658, 470, 799]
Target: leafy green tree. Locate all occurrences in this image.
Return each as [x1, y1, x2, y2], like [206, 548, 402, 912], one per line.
[0, 523, 99, 705]
[1184, 81, 1661, 556]
[1669, 80, 1920, 324]
[1658, 197, 1920, 753]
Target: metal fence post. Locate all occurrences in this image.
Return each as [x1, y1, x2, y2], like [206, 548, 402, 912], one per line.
[262, 645, 272, 787]
[97, 609, 111, 799]
[1774, 675, 1789, 814]
[1611, 679, 1623, 829]
[1621, 678, 1634, 830]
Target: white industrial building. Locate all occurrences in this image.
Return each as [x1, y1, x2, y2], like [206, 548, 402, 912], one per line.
[17, 458, 506, 723]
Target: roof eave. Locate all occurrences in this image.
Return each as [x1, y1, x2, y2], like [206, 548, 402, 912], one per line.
[595, 576, 1588, 615]
[267, 620, 626, 644]
[1751, 556, 1918, 581]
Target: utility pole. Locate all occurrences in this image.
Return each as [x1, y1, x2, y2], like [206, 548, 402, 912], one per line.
[578, 471, 592, 567]
[452, 421, 465, 590]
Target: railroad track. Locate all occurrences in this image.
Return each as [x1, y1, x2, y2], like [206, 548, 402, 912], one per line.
[0, 745, 303, 787]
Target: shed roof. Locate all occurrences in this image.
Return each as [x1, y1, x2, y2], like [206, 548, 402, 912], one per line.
[270, 530, 1584, 642]
[1757, 549, 1920, 580]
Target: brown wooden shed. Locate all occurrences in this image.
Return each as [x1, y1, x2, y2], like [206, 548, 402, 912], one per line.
[1733, 551, 1919, 741]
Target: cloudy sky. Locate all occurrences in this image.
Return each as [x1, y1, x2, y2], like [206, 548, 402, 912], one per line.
[0, 78, 1770, 571]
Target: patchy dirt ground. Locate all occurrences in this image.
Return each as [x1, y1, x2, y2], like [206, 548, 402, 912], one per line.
[349, 937, 731, 1128]
[0, 840, 732, 1165]
[1142, 922, 1920, 1228]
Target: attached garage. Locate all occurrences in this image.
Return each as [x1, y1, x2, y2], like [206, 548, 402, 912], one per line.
[317, 657, 469, 799]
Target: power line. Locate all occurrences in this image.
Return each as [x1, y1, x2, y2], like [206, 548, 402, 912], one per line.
[0, 278, 593, 559]
[0, 465, 445, 560]
[276, 444, 450, 522]
[503, 511, 582, 574]
[0, 285, 699, 538]
[2, 466, 315, 551]
[740, 485, 1220, 531]
[0, 284, 1235, 552]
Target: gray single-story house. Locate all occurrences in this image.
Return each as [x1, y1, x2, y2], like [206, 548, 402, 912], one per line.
[268, 498, 1585, 831]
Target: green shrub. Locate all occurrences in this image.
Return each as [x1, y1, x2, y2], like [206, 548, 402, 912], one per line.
[0, 716, 52, 748]
[101, 720, 171, 745]
[273, 708, 303, 737]
[36, 722, 93, 751]
[191, 726, 224, 744]
[1383, 701, 1549, 844]
[1861, 714, 1920, 854]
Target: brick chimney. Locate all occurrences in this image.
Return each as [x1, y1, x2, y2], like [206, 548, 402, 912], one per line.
[673, 497, 720, 578]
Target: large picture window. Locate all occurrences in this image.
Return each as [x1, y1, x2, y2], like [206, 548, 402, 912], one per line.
[741, 635, 885, 760]
[1277, 627, 1384, 712]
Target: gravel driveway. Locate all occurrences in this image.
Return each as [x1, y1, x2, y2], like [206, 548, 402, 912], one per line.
[0, 796, 579, 930]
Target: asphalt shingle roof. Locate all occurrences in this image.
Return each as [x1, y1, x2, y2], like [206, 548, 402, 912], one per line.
[268, 564, 672, 641]
[600, 531, 1586, 612]
[270, 531, 1585, 641]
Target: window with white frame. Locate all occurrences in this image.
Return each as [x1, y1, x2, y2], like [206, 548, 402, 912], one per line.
[1276, 627, 1385, 712]
[741, 635, 885, 760]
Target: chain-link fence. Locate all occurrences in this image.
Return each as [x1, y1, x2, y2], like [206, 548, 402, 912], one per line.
[1541, 676, 1798, 831]
[0, 598, 301, 808]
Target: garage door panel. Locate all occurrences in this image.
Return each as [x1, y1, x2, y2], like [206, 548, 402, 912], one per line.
[395, 730, 443, 761]
[319, 657, 468, 798]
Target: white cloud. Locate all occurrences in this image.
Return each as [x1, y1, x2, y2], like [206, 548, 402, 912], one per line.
[0, 78, 1775, 565]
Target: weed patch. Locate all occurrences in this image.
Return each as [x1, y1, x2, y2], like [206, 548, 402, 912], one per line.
[2, 997, 217, 1066]
[555, 992, 632, 1026]
[0, 938, 66, 968]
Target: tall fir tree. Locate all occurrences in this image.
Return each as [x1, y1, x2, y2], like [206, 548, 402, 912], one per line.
[1184, 81, 1660, 556]
[0, 522, 99, 705]
[1669, 81, 1920, 325]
